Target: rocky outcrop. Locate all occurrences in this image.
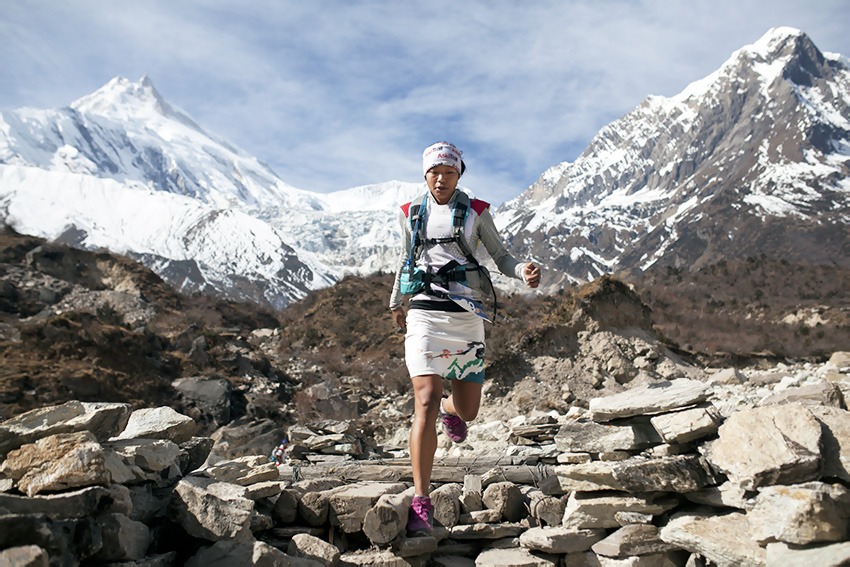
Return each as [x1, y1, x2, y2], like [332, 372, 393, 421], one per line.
[1, 354, 849, 566]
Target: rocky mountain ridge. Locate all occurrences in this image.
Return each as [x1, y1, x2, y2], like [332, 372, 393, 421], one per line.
[3, 28, 848, 310]
[495, 27, 850, 292]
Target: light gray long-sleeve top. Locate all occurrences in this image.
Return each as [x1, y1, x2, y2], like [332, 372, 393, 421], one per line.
[388, 190, 527, 310]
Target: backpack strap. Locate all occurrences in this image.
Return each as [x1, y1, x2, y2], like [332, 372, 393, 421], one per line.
[449, 192, 477, 264]
[404, 194, 429, 269]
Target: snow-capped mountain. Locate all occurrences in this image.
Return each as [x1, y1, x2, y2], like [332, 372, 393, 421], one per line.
[496, 27, 850, 289]
[2, 27, 848, 309]
[0, 77, 425, 308]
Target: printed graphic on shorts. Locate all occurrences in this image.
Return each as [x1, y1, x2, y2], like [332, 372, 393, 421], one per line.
[428, 341, 485, 381]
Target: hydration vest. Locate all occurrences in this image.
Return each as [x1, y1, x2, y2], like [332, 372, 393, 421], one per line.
[402, 191, 499, 318]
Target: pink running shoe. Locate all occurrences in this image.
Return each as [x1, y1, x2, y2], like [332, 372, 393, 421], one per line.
[440, 408, 468, 443]
[407, 495, 433, 534]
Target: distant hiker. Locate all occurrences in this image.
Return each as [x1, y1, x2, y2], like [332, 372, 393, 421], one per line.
[389, 141, 541, 534]
[269, 438, 287, 466]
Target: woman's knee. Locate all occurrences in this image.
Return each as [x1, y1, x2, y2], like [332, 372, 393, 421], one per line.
[412, 375, 442, 413]
[454, 403, 479, 422]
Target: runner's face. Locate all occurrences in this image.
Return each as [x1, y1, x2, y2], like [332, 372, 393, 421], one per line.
[425, 165, 459, 204]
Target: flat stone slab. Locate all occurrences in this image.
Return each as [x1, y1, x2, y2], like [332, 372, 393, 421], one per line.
[114, 406, 198, 444]
[660, 512, 766, 567]
[649, 405, 721, 444]
[563, 492, 678, 530]
[519, 526, 605, 554]
[766, 541, 850, 566]
[542, 454, 715, 494]
[475, 547, 557, 567]
[747, 482, 850, 545]
[450, 522, 525, 540]
[589, 379, 709, 422]
[591, 524, 677, 558]
[555, 420, 657, 453]
[0, 485, 114, 518]
[0, 401, 131, 457]
[701, 403, 822, 489]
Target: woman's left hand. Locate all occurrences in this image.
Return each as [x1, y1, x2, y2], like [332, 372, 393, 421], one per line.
[524, 263, 541, 288]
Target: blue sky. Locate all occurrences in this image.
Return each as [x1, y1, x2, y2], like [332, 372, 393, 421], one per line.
[2, 1, 849, 205]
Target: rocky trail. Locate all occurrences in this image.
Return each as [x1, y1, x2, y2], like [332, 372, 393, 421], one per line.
[1, 352, 849, 566]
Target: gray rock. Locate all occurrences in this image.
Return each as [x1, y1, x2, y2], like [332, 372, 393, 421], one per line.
[105, 438, 182, 473]
[0, 401, 131, 457]
[0, 545, 49, 567]
[0, 485, 117, 519]
[90, 512, 150, 562]
[526, 489, 566, 527]
[208, 417, 284, 463]
[570, 550, 683, 566]
[460, 509, 504, 524]
[462, 474, 485, 512]
[766, 541, 850, 567]
[659, 512, 766, 567]
[591, 524, 676, 558]
[615, 511, 654, 525]
[649, 405, 720, 444]
[169, 475, 254, 541]
[555, 420, 657, 453]
[747, 482, 850, 545]
[172, 375, 232, 425]
[607, 454, 717, 493]
[114, 406, 198, 444]
[327, 481, 407, 533]
[475, 547, 557, 566]
[707, 368, 745, 385]
[808, 406, 850, 482]
[204, 455, 280, 486]
[178, 436, 215, 474]
[288, 532, 341, 565]
[519, 526, 605, 554]
[543, 455, 715, 494]
[482, 481, 526, 522]
[589, 379, 709, 422]
[684, 481, 754, 510]
[393, 534, 439, 557]
[1, 431, 110, 496]
[563, 492, 678, 529]
[339, 548, 423, 566]
[760, 380, 845, 408]
[450, 522, 525, 540]
[701, 403, 822, 489]
[246, 480, 287, 500]
[827, 351, 850, 368]
[184, 539, 296, 566]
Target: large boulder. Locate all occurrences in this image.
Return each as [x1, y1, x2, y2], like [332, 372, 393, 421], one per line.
[0, 431, 109, 496]
[701, 403, 823, 489]
[0, 401, 131, 457]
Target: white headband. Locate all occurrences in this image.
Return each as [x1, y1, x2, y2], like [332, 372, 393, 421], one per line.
[422, 142, 464, 176]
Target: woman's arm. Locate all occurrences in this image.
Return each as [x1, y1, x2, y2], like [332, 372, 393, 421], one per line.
[388, 209, 412, 311]
[477, 207, 525, 280]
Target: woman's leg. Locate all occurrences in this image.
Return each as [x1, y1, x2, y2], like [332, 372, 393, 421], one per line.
[442, 379, 483, 422]
[409, 374, 443, 496]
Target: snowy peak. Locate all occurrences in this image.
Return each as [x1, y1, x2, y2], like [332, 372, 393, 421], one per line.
[71, 76, 200, 130]
[2, 75, 319, 212]
[496, 28, 850, 291]
[0, 75, 422, 308]
[674, 28, 827, 103]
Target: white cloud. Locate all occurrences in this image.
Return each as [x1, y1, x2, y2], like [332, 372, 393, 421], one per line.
[2, 0, 850, 204]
